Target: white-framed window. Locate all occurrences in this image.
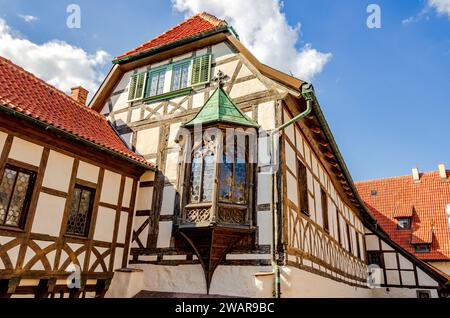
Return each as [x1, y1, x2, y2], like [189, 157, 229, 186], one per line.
[147, 68, 166, 97]
[397, 217, 412, 230]
[171, 61, 191, 91]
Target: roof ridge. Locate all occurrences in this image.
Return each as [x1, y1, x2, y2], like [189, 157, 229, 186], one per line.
[0, 56, 106, 121]
[198, 12, 227, 27]
[124, 12, 224, 56]
[355, 169, 448, 184]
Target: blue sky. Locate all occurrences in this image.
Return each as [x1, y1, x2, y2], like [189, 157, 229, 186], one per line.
[0, 0, 449, 181]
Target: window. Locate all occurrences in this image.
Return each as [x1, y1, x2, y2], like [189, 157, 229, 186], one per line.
[191, 55, 212, 86]
[66, 185, 95, 237]
[190, 143, 216, 204]
[0, 165, 36, 228]
[367, 251, 384, 268]
[146, 69, 166, 97]
[397, 217, 412, 230]
[414, 244, 430, 253]
[321, 188, 329, 232]
[128, 72, 147, 101]
[336, 210, 341, 245]
[356, 232, 361, 259]
[171, 62, 190, 91]
[297, 159, 309, 215]
[346, 223, 352, 253]
[416, 290, 431, 298]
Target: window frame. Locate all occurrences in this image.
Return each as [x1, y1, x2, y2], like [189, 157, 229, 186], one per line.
[145, 66, 167, 98]
[346, 223, 353, 254]
[128, 72, 147, 102]
[367, 251, 385, 268]
[65, 184, 96, 238]
[416, 290, 431, 298]
[296, 158, 309, 216]
[396, 217, 412, 230]
[414, 244, 431, 253]
[321, 187, 329, 232]
[170, 60, 192, 92]
[0, 164, 36, 229]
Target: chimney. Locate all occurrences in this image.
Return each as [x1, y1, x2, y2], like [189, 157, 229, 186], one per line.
[438, 163, 447, 179]
[412, 167, 420, 183]
[71, 86, 89, 105]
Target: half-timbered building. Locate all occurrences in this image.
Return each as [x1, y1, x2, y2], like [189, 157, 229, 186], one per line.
[89, 13, 449, 298]
[0, 56, 154, 298]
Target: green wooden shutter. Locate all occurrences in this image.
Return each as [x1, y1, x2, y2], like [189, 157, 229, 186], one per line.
[191, 54, 211, 86]
[128, 72, 146, 101]
[128, 74, 138, 101]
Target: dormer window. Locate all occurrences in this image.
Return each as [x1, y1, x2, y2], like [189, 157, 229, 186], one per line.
[446, 204, 450, 229]
[415, 244, 431, 253]
[397, 217, 412, 230]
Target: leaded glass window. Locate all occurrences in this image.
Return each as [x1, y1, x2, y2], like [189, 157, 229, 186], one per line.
[171, 62, 190, 91]
[146, 69, 166, 97]
[66, 185, 95, 237]
[219, 136, 248, 204]
[0, 165, 35, 228]
[189, 139, 217, 204]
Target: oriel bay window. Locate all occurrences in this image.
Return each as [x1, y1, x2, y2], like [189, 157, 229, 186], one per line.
[180, 86, 259, 227]
[0, 164, 36, 228]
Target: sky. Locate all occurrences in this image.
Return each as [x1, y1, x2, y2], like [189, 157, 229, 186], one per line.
[0, 0, 449, 181]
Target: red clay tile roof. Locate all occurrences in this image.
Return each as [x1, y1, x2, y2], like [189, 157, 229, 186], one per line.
[0, 56, 153, 169]
[393, 205, 414, 218]
[116, 12, 227, 59]
[356, 171, 450, 261]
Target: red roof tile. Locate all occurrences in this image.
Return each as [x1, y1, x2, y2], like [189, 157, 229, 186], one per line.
[116, 12, 227, 59]
[393, 205, 414, 218]
[356, 171, 450, 261]
[0, 56, 153, 169]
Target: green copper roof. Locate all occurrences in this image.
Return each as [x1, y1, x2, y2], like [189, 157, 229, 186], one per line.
[184, 87, 259, 128]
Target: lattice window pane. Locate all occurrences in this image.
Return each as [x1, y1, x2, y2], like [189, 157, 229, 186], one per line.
[201, 150, 215, 202]
[66, 185, 94, 237]
[190, 150, 203, 203]
[0, 168, 17, 223]
[5, 172, 31, 226]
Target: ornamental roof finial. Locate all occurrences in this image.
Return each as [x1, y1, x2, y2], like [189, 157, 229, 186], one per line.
[212, 70, 229, 88]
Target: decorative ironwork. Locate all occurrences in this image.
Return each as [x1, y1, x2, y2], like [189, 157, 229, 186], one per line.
[217, 206, 246, 224]
[185, 207, 212, 223]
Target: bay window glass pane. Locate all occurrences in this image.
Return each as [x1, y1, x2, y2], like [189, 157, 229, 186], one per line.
[190, 150, 203, 203]
[201, 150, 215, 202]
[66, 188, 81, 234]
[233, 157, 246, 204]
[219, 153, 233, 201]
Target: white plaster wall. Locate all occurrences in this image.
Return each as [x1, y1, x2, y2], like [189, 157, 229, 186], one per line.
[136, 187, 153, 211]
[257, 102, 275, 130]
[8, 137, 43, 167]
[156, 221, 172, 248]
[429, 261, 450, 275]
[32, 193, 66, 237]
[212, 42, 234, 62]
[77, 160, 100, 184]
[280, 266, 372, 298]
[116, 211, 129, 244]
[371, 287, 438, 298]
[42, 150, 74, 192]
[131, 264, 272, 297]
[136, 127, 160, 155]
[0, 131, 7, 150]
[100, 170, 121, 205]
[122, 177, 134, 208]
[93, 207, 116, 242]
[161, 186, 176, 215]
[229, 78, 267, 99]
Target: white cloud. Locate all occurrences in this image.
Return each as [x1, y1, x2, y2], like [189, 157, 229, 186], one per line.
[18, 14, 38, 23]
[428, 0, 450, 18]
[172, 0, 332, 82]
[0, 18, 110, 95]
